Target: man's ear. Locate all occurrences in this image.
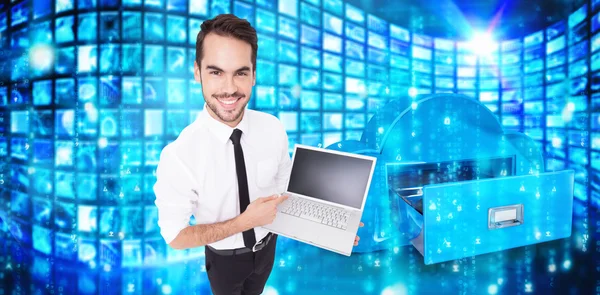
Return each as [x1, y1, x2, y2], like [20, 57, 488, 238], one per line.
[252, 70, 256, 87]
[194, 60, 201, 84]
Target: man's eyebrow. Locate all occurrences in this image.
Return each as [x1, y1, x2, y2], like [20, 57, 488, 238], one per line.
[235, 66, 251, 72]
[205, 65, 251, 72]
[205, 65, 224, 72]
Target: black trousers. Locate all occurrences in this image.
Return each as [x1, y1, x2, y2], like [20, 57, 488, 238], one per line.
[205, 235, 277, 295]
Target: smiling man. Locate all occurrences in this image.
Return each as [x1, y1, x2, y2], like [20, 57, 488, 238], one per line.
[153, 14, 361, 295]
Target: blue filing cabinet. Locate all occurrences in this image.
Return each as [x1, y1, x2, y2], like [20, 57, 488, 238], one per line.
[389, 167, 573, 265]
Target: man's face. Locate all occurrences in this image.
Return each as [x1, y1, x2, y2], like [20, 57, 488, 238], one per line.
[194, 33, 256, 127]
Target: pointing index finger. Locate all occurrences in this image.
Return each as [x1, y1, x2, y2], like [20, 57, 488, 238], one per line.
[274, 195, 288, 205]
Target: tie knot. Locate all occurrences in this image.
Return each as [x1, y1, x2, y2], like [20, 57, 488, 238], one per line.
[230, 128, 243, 145]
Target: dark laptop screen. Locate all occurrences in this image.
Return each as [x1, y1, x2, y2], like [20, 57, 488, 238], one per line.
[287, 147, 374, 209]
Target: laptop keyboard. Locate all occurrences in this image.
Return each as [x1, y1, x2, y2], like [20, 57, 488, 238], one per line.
[279, 196, 349, 230]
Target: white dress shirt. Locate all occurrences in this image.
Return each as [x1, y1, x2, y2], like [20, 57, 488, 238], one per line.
[153, 104, 292, 250]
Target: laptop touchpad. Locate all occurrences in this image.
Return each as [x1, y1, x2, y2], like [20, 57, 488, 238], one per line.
[267, 213, 323, 241]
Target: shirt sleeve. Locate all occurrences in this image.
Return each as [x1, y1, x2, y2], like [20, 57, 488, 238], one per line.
[274, 126, 293, 193]
[153, 143, 198, 245]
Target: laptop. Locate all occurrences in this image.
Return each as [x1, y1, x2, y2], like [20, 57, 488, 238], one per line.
[260, 144, 377, 256]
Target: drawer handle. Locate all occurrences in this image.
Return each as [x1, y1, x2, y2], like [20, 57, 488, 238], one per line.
[488, 204, 523, 230]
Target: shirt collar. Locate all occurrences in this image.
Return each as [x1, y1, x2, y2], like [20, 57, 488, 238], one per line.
[200, 103, 250, 145]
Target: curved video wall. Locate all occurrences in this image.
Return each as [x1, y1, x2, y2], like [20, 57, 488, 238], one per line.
[0, 0, 598, 269]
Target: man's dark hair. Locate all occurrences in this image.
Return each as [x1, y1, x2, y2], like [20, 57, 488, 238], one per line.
[195, 14, 258, 71]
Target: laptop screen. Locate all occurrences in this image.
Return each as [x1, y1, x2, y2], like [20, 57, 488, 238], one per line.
[286, 146, 374, 209]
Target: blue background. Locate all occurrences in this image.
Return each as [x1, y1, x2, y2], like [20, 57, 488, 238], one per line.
[0, 0, 598, 294]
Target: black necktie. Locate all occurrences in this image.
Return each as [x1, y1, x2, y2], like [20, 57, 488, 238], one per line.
[230, 128, 256, 248]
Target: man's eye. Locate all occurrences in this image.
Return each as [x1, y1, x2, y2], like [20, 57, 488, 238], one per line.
[210, 71, 220, 75]
[237, 72, 248, 76]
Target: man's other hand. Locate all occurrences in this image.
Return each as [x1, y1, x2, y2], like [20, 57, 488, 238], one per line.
[354, 222, 364, 246]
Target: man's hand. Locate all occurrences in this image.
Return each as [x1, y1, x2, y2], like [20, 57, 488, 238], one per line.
[354, 222, 364, 246]
[239, 194, 288, 230]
